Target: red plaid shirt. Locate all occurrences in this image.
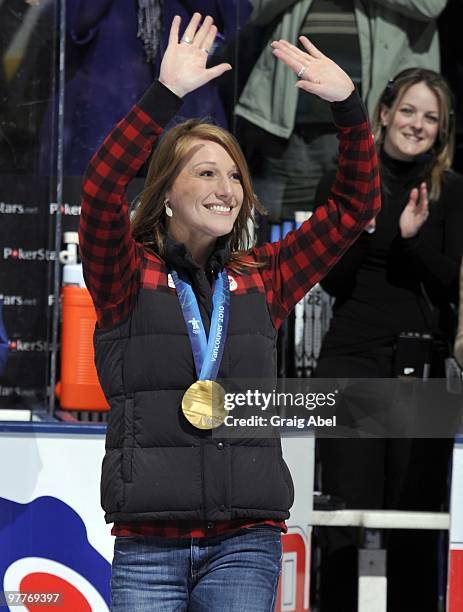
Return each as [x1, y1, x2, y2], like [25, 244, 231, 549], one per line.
[79, 82, 380, 539]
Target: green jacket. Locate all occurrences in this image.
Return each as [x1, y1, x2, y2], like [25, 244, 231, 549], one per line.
[235, 0, 446, 138]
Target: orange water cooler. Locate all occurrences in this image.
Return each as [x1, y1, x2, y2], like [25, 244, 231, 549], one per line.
[55, 232, 109, 411]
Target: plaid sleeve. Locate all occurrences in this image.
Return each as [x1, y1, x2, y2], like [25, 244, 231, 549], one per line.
[252, 92, 381, 330]
[78, 82, 181, 328]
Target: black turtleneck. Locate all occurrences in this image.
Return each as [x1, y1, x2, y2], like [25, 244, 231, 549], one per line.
[163, 234, 230, 277]
[314, 150, 463, 355]
[162, 234, 231, 327]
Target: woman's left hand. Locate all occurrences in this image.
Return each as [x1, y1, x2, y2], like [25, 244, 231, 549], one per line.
[399, 182, 429, 239]
[271, 36, 354, 102]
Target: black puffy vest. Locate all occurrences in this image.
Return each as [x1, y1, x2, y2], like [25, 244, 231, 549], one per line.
[95, 240, 294, 524]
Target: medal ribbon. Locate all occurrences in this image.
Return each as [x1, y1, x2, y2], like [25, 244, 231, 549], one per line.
[170, 269, 230, 381]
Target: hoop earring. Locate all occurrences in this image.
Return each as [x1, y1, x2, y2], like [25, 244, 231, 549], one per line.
[164, 199, 173, 218]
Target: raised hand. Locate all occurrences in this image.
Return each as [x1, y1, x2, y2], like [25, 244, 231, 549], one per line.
[399, 182, 429, 239]
[159, 13, 232, 98]
[271, 36, 354, 102]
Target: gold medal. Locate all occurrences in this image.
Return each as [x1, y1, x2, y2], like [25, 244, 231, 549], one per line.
[182, 380, 226, 430]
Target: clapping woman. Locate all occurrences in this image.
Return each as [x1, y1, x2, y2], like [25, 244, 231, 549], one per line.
[314, 67, 463, 612]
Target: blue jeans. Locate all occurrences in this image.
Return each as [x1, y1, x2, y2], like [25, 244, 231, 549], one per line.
[111, 526, 282, 611]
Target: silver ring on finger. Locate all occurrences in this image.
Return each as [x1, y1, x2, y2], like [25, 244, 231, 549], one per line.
[201, 47, 209, 54]
[181, 35, 192, 44]
[297, 65, 306, 78]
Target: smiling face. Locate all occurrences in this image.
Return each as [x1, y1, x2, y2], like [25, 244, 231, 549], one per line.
[166, 139, 244, 259]
[381, 82, 440, 161]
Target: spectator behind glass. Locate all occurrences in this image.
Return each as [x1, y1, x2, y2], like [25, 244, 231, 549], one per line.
[235, 0, 447, 221]
[0, 0, 55, 173]
[313, 68, 463, 612]
[38, 0, 251, 176]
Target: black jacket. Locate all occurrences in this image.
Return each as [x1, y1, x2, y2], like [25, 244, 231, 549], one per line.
[96, 239, 294, 524]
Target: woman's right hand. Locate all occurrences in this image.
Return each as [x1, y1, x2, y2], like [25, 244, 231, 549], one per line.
[399, 182, 429, 239]
[159, 13, 232, 98]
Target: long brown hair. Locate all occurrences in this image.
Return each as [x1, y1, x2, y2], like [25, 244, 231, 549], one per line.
[372, 68, 455, 201]
[130, 119, 266, 269]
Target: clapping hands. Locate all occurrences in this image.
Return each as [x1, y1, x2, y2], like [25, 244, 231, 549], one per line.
[399, 182, 430, 239]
